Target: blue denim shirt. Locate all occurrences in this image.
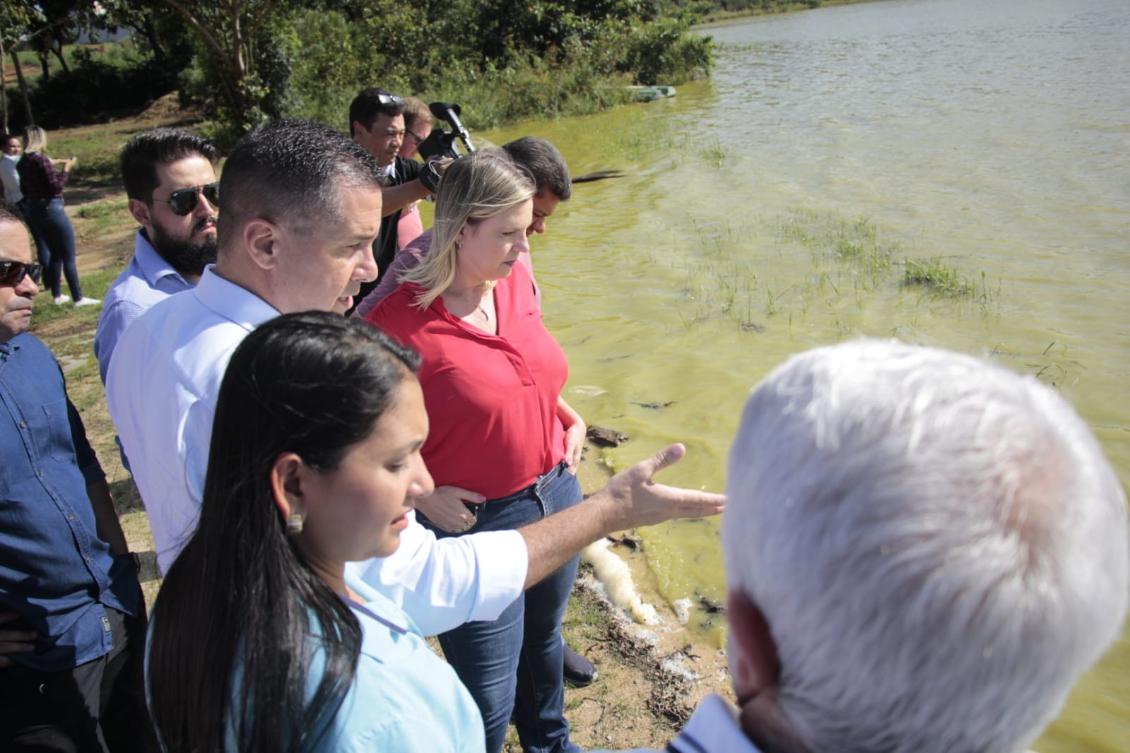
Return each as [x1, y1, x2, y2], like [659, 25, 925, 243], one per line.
[0, 333, 138, 671]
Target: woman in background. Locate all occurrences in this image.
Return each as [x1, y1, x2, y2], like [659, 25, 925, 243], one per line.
[17, 126, 97, 306]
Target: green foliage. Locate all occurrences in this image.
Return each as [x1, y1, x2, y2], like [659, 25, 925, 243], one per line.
[181, 0, 713, 135]
[614, 15, 712, 85]
[5, 41, 179, 131]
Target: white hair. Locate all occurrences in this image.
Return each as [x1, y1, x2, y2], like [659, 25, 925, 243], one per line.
[724, 339, 1128, 753]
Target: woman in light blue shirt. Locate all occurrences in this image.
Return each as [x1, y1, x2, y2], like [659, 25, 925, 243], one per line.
[146, 312, 485, 752]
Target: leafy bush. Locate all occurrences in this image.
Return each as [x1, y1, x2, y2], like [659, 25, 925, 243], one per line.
[10, 43, 178, 130]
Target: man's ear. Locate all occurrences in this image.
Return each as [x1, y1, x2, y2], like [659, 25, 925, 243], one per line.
[729, 590, 811, 752]
[727, 590, 780, 703]
[269, 452, 308, 521]
[127, 198, 152, 229]
[244, 218, 280, 271]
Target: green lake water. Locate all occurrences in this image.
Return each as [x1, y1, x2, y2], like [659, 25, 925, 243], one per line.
[478, 0, 1127, 748]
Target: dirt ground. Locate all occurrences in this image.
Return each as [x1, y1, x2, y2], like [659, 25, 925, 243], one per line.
[25, 104, 733, 751]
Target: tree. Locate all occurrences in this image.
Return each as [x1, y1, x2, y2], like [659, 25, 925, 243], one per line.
[0, 0, 39, 131]
[158, 0, 286, 131]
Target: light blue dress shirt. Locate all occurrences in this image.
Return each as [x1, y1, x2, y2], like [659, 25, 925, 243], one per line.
[94, 231, 193, 383]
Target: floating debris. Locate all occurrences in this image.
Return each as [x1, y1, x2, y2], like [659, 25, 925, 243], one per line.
[631, 400, 675, 410]
[588, 425, 629, 447]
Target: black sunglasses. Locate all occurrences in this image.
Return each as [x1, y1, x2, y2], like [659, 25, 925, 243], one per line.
[0, 260, 43, 286]
[155, 183, 219, 216]
[377, 93, 404, 107]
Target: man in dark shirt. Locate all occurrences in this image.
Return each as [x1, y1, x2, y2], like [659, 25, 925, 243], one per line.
[348, 88, 447, 302]
[0, 202, 151, 752]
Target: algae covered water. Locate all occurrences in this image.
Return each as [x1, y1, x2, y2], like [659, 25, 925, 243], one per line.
[482, 0, 1128, 749]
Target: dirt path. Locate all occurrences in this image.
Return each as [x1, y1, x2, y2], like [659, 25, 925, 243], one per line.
[26, 106, 734, 751]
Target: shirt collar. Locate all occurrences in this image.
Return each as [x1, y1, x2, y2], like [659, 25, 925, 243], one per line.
[678, 695, 764, 753]
[193, 266, 280, 331]
[133, 230, 189, 287]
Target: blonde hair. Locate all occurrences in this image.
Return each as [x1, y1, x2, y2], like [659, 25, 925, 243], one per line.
[402, 149, 534, 308]
[402, 97, 433, 131]
[23, 126, 48, 153]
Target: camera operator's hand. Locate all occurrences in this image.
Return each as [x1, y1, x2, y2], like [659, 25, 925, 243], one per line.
[419, 157, 454, 194]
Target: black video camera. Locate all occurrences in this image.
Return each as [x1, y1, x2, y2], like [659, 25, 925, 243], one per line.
[417, 102, 475, 160]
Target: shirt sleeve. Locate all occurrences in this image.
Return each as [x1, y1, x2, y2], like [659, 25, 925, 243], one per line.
[65, 396, 104, 484]
[349, 513, 528, 637]
[94, 300, 145, 384]
[356, 241, 428, 321]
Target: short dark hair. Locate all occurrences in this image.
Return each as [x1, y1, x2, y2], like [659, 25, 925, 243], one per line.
[120, 128, 219, 203]
[502, 137, 571, 201]
[216, 118, 382, 247]
[348, 88, 405, 136]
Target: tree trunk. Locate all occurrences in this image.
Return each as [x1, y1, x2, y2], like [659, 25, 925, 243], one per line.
[9, 49, 33, 126]
[52, 40, 68, 74]
[1, 39, 8, 134]
[36, 50, 50, 83]
[144, 17, 167, 64]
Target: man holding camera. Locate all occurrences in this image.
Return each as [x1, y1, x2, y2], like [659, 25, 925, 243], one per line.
[348, 88, 448, 303]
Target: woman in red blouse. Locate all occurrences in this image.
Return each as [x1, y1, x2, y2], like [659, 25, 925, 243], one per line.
[368, 149, 585, 753]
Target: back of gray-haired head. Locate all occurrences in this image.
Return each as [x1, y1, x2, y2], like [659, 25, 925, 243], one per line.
[216, 118, 382, 249]
[724, 339, 1127, 753]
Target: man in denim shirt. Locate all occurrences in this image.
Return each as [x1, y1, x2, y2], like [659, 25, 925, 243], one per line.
[0, 202, 151, 752]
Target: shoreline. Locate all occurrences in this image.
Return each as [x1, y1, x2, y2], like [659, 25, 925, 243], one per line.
[693, 0, 883, 28]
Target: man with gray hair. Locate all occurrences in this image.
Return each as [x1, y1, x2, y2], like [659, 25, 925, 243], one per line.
[621, 339, 1128, 753]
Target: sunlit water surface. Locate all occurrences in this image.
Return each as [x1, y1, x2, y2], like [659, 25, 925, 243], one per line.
[478, 0, 1128, 748]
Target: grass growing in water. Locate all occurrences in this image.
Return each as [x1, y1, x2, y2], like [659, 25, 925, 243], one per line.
[902, 258, 973, 297]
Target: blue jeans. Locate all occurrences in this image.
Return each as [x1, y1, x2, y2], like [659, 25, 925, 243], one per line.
[420, 462, 583, 753]
[25, 198, 82, 300]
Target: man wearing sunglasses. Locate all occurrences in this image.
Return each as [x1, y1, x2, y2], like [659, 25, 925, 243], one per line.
[348, 87, 450, 306]
[0, 202, 153, 752]
[93, 128, 219, 383]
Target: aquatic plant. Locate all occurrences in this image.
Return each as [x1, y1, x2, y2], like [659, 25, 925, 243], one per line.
[902, 258, 974, 297]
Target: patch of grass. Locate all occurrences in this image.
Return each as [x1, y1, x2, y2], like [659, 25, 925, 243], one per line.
[778, 211, 895, 285]
[901, 257, 974, 297]
[74, 197, 131, 238]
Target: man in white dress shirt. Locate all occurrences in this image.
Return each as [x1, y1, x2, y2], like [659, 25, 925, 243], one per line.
[610, 340, 1127, 753]
[106, 118, 723, 635]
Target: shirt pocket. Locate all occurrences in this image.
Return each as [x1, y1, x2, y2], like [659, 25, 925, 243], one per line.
[31, 398, 74, 459]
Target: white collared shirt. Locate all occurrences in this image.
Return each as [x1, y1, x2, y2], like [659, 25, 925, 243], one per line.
[106, 267, 526, 634]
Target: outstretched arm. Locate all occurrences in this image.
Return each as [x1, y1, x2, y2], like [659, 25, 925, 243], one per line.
[520, 443, 724, 588]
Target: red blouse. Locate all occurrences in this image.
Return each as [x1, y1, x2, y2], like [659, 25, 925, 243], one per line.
[368, 263, 567, 499]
